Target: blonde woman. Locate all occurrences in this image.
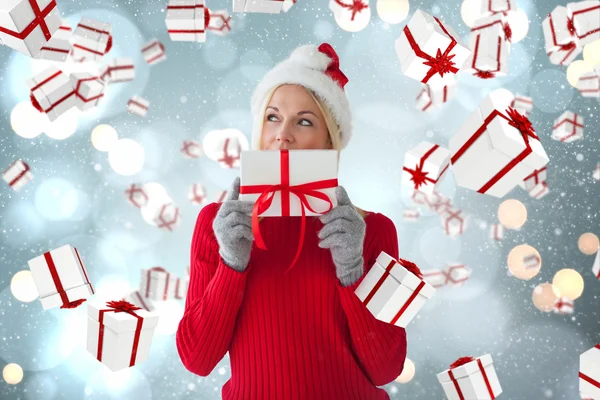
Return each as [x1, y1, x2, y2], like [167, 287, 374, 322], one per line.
[176, 43, 407, 400]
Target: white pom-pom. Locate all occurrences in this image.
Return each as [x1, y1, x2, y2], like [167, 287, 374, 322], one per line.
[288, 44, 331, 71]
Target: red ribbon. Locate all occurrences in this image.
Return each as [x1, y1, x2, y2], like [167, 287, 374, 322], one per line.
[72, 23, 112, 56]
[448, 356, 496, 399]
[142, 41, 165, 64]
[571, 5, 600, 40]
[403, 17, 459, 84]
[553, 113, 583, 142]
[0, 0, 56, 41]
[101, 64, 134, 81]
[486, 0, 512, 15]
[403, 144, 445, 190]
[156, 205, 179, 232]
[443, 209, 464, 235]
[125, 184, 148, 207]
[128, 291, 151, 311]
[318, 43, 348, 90]
[128, 98, 148, 111]
[74, 76, 104, 104]
[145, 267, 171, 300]
[450, 107, 539, 194]
[239, 150, 337, 273]
[43, 247, 93, 309]
[207, 12, 232, 32]
[471, 34, 504, 79]
[96, 300, 144, 367]
[332, 0, 369, 22]
[217, 138, 241, 168]
[397, 258, 423, 278]
[5, 160, 31, 188]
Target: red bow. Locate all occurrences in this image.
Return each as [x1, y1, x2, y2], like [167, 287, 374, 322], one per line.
[506, 107, 538, 142]
[397, 258, 423, 278]
[503, 24, 512, 42]
[450, 356, 475, 369]
[105, 300, 142, 314]
[475, 70, 496, 79]
[423, 48, 458, 78]
[318, 43, 349, 90]
[332, 0, 369, 21]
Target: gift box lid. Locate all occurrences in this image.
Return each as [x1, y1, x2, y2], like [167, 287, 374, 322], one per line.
[375, 251, 436, 298]
[437, 354, 494, 383]
[87, 299, 159, 333]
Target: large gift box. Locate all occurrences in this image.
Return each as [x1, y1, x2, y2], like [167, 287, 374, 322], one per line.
[140, 266, 175, 301]
[71, 17, 112, 61]
[510, 95, 533, 116]
[402, 142, 450, 195]
[87, 300, 159, 372]
[27, 66, 77, 121]
[449, 88, 549, 198]
[437, 354, 503, 400]
[28, 244, 95, 310]
[0, 0, 61, 57]
[127, 95, 150, 117]
[552, 111, 584, 143]
[3, 159, 33, 191]
[580, 344, 600, 399]
[568, 1, 600, 47]
[165, 0, 208, 42]
[465, 15, 510, 78]
[153, 203, 180, 232]
[71, 72, 105, 111]
[355, 252, 436, 328]
[577, 69, 600, 98]
[34, 22, 72, 62]
[207, 9, 232, 35]
[234, 0, 284, 14]
[100, 57, 135, 83]
[395, 10, 470, 88]
[142, 39, 167, 65]
[123, 290, 155, 312]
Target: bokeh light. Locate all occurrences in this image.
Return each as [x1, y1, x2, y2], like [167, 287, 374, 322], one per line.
[10, 101, 45, 139]
[552, 268, 584, 300]
[566, 60, 594, 87]
[11, 270, 39, 303]
[507, 244, 542, 280]
[91, 124, 119, 152]
[578, 232, 599, 255]
[582, 39, 600, 66]
[532, 283, 560, 312]
[394, 358, 415, 383]
[376, 0, 409, 25]
[108, 138, 145, 176]
[3, 363, 24, 385]
[507, 9, 529, 44]
[498, 199, 527, 230]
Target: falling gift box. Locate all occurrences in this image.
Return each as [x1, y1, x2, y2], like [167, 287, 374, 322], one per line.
[234, 0, 284, 13]
[489, 223, 504, 240]
[207, 9, 232, 35]
[402, 142, 450, 195]
[577, 69, 600, 98]
[510, 95, 533, 116]
[444, 263, 471, 286]
[449, 88, 549, 198]
[395, 10, 470, 88]
[528, 181, 549, 199]
[543, 6, 582, 66]
[426, 191, 452, 214]
[465, 15, 510, 79]
[142, 39, 167, 65]
[71, 17, 112, 61]
[28, 244, 95, 310]
[34, 22, 72, 62]
[592, 250, 599, 279]
[3, 159, 33, 191]
[70, 72, 105, 111]
[416, 79, 457, 111]
[328, 0, 371, 32]
[421, 269, 448, 289]
[567, 1, 600, 47]
[127, 95, 150, 117]
[140, 266, 175, 301]
[216, 137, 242, 168]
[173, 276, 188, 299]
[27, 66, 77, 121]
[437, 354, 503, 400]
[552, 111, 584, 143]
[480, 0, 516, 16]
[0, 0, 61, 57]
[87, 299, 159, 372]
[125, 183, 148, 208]
[153, 203, 180, 232]
[100, 57, 135, 84]
[181, 140, 203, 158]
[523, 253, 541, 270]
[165, 0, 208, 42]
[189, 183, 206, 205]
[553, 296, 574, 314]
[580, 344, 600, 399]
[519, 166, 547, 191]
[123, 290, 156, 312]
[403, 208, 420, 221]
[440, 207, 467, 237]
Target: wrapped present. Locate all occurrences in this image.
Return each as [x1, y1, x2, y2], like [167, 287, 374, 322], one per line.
[125, 183, 148, 208]
[328, 0, 371, 32]
[123, 290, 155, 312]
[215, 190, 228, 203]
[440, 207, 467, 237]
[142, 39, 167, 65]
[28, 244, 95, 310]
[519, 166, 547, 191]
[528, 181, 549, 199]
[173, 276, 188, 299]
[592, 250, 599, 279]
[444, 263, 471, 286]
[71, 17, 112, 61]
[189, 183, 206, 205]
[216, 137, 242, 168]
[87, 299, 159, 372]
[235, 0, 284, 13]
[553, 296, 574, 314]
[153, 203, 180, 232]
[510, 95, 533, 116]
[576, 69, 600, 98]
[428, 191, 452, 214]
[0, 0, 61, 57]
[395, 10, 470, 88]
[421, 269, 448, 289]
[416, 79, 457, 111]
[481, 0, 516, 16]
[543, 6, 579, 53]
[282, 0, 296, 12]
[207, 9, 232, 36]
[165, 0, 208, 42]
[579, 344, 600, 399]
[449, 88, 549, 198]
[402, 142, 450, 195]
[466, 15, 510, 79]
[140, 266, 175, 301]
[27, 66, 77, 121]
[567, 1, 600, 47]
[471, 13, 513, 42]
[552, 111, 583, 143]
[403, 208, 420, 221]
[490, 223, 504, 240]
[127, 95, 149, 117]
[437, 354, 503, 400]
[34, 22, 72, 62]
[3, 159, 33, 191]
[70, 72, 105, 111]
[594, 164, 600, 182]
[523, 253, 541, 270]
[181, 140, 203, 158]
[355, 252, 436, 328]
[100, 57, 135, 83]
[411, 189, 429, 205]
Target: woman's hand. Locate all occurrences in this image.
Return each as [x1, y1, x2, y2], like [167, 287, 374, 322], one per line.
[212, 177, 255, 272]
[317, 186, 366, 287]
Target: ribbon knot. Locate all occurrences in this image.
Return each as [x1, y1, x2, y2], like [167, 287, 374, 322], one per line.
[450, 356, 475, 369]
[333, 0, 369, 21]
[503, 24, 512, 42]
[506, 107, 538, 142]
[406, 163, 430, 189]
[318, 43, 349, 90]
[105, 300, 142, 314]
[423, 49, 457, 78]
[567, 17, 576, 36]
[475, 70, 495, 79]
[397, 258, 422, 278]
[560, 41, 576, 51]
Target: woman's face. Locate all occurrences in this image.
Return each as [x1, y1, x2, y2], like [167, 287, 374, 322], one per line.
[260, 84, 332, 150]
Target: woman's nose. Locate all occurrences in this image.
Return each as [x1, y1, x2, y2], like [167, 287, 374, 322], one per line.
[275, 122, 294, 144]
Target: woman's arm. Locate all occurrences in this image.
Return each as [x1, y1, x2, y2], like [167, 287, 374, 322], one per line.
[176, 203, 250, 376]
[336, 213, 408, 387]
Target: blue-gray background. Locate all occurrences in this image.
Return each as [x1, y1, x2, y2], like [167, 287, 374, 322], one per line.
[1, 0, 599, 399]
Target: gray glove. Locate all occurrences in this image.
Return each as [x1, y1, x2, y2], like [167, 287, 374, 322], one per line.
[212, 177, 255, 272]
[317, 186, 366, 287]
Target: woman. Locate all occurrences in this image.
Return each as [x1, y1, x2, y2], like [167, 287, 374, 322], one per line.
[176, 43, 407, 400]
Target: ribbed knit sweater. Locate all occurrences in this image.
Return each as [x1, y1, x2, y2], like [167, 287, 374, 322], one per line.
[176, 202, 407, 400]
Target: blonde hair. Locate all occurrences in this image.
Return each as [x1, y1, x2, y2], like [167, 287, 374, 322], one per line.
[253, 84, 367, 219]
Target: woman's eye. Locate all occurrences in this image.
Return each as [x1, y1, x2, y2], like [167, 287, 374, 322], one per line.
[299, 119, 313, 127]
[267, 114, 279, 122]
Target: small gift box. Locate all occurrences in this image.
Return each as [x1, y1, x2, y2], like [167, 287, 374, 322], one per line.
[189, 183, 206, 205]
[215, 137, 242, 168]
[355, 252, 436, 328]
[528, 182, 549, 199]
[402, 142, 450, 195]
[87, 299, 159, 372]
[421, 269, 448, 289]
[142, 39, 167, 65]
[437, 354, 503, 400]
[34, 22, 72, 62]
[552, 111, 584, 143]
[3, 159, 32, 191]
[510, 95, 534, 116]
[580, 344, 600, 399]
[27, 66, 77, 121]
[0, 0, 61, 57]
[403, 208, 420, 221]
[523, 253, 541, 270]
[165, 0, 208, 42]
[125, 183, 148, 208]
[395, 10, 470, 88]
[568, 0, 600, 47]
[207, 9, 232, 35]
[181, 140, 203, 158]
[489, 223, 504, 241]
[123, 290, 155, 312]
[465, 17, 510, 78]
[543, 6, 579, 53]
[440, 207, 467, 237]
[577, 69, 600, 98]
[553, 296, 574, 314]
[449, 88, 549, 198]
[416, 79, 456, 111]
[592, 250, 599, 279]
[28, 244, 95, 310]
[140, 266, 175, 301]
[234, 0, 284, 13]
[70, 72, 105, 111]
[100, 57, 135, 83]
[444, 263, 471, 286]
[480, 0, 516, 16]
[127, 95, 150, 117]
[173, 276, 188, 299]
[519, 166, 547, 191]
[71, 17, 112, 61]
[153, 203, 180, 232]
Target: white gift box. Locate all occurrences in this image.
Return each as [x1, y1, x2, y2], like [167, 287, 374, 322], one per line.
[181, 140, 203, 158]
[71, 72, 105, 111]
[28, 244, 95, 310]
[510, 95, 533, 116]
[239, 150, 338, 217]
[440, 207, 467, 237]
[449, 88, 549, 198]
[165, 0, 207, 42]
[577, 70, 600, 98]
[173, 277, 188, 299]
[421, 269, 448, 289]
[142, 39, 167, 65]
[490, 223, 504, 240]
[592, 250, 599, 279]
[543, 6, 578, 53]
[519, 166, 547, 191]
[580, 344, 600, 399]
[437, 354, 503, 400]
[426, 191, 452, 214]
[27, 66, 77, 121]
[125, 183, 148, 208]
[127, 95, 149, 117]
[207, 9, 232, 35]
[395, 10, 470, 88]
[235, 0, 284, 14]
[87, 299, 159, 372]
[189, 183, 207, 205]
[153, 203, 180, 232]
[547, 41, 582, 65]
[34, 23, 72, 62]
[140, 266, 175, 301]
[0, 0, 61, 57]
[552, 111, 584, 143]
[444, 263, 471, 286]
[71, 17, 112, 61]
[403, 208, 420, 221]
[465, 20, 510, 78]
[100, 57, 135, 83]
[123, 290, 155, 312]
[481, 0, 516, 16]
[471, 13, 513, 42]
[215, 136, 242, 168]
[411, 189, 429, 205]
[402, 142, 450, 195]
[553, 296, 574, 314]
[568, 1, 600, 47]
[528, 182, 549, 199]
[355, 252, 435, 328]
[416, 79, 457, 111]
[523, 253, 541, 270]
[3, 159, 33, 191]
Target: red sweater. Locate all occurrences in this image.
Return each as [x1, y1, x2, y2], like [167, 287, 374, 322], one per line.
[176, 202, 407, 400]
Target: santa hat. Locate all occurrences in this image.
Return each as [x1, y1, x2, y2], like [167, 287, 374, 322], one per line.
[251, 43, 352, 149]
